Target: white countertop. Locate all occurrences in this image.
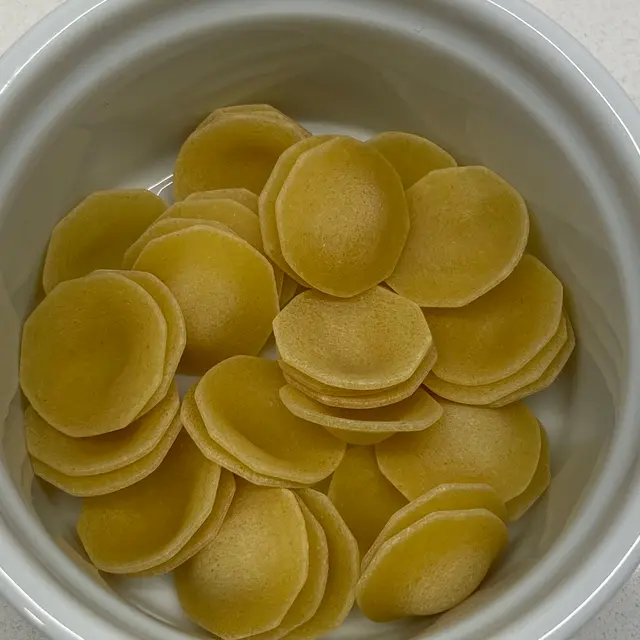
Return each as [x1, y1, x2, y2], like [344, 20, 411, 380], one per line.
[1, 0, 639, 638]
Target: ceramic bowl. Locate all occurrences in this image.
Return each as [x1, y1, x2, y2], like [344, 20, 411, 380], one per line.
[1, 1, 640, 639]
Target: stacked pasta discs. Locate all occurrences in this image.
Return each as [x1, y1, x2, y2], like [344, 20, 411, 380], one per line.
[18, 102, 577, 637]
[274, 287, 443, 444]
[77, 432, 236, 576]
[260, 136, 409, 297]
[423, 255, 574, 406]
[175, 485, 359, 640]
[21, 270, 185, 496]
[189, 356, 346, 486]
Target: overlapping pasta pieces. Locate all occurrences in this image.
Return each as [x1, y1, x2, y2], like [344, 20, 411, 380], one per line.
[274, 287, 432, 391]
[387, 167, 529, 307]
[174, 112, 307, 199]
[356, 509, 508, 621]
[133, 225, 278, 374]
[376, 400, 541, 501]
[175, 482, 309, 640]
[276, 137, 409, 296]
[328, 447, 407, 554]
[21, 271, 167, 437]
[77, 431, 221, 574]
[42, 189, 166, 293]
[424, 255, 564, 386]
[195, 357, 345, 484]
[21, 103, 576, 636]
[366, 131, 457, 188]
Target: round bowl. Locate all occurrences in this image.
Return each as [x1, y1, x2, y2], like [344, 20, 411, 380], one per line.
[1, 1, 640, 639]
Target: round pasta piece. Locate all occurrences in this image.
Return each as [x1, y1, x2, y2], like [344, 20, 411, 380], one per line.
[259, 135, 335, 283]
[175, 482, 309, 640]
[31, 414, 182, 496]
[195, 357, 346, 484]
[174, 114, 306, 199]
[506, 424, 551, 521]
[159, 199, 263, 252]
[20, 271, 166, 437]
[280, 385, 443, 435]
[328, 447, 407, 554]
[324, 429, 393, 446]
[181, 387, 303, 488]
[122, 216, 233, 269]
[424, 313, 568, 405]
[387, 166, 529, 307]
[252, 498, 329, 640]
[425, 255, 563, 385]
[286, 489, 359, 640]
[105, 271, 186, 414]
[283, 347, 438, 410]
[198, 104, 309, 137]
[77, 430, 221, 574]
[25, 382, 179, 476]
[362, 483, 507, 571]
[489, 315, 575, 407]
[376, 400, 541, 501]
[356, 509, 508, 621]
[186, 188, 259, 214]
[366, 131, 456, 188]
[133, 225, 278, 374]
[274, 287, 431, 391]
[276, 137, 409, 296]
[42, 189, 166, 293]
[132, 469, 236, 577]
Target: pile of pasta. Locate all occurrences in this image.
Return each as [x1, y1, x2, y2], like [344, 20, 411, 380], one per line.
[19, 104, 573, 639]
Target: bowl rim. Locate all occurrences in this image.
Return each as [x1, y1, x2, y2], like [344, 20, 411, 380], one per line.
[1, 1, 640, 639]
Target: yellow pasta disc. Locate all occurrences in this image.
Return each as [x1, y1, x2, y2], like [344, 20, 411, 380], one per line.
[274, 287, 431, 391]
[366, 131, 456, 188]
[425, 312, 568, 405]
[42, 189, 166, 293]
[77, 431, 221, 574]
[31, 414, 182, 496]
[376, 400, 541, 501]
[328, 447, 407, 554]
[159, 198, 263, 251]
[198, 104, 310, 138]
[252, 497, 330, 640]
[122, 216, 233, 269]
[25, 382, 179, 476]
[20, 271, 166, 437]
[276, 137, 409, 296]
[186, 187, 259, 214]
[174, 114, 306, 199]
[387, 167, 529, 307]
[181, 387, 303, 488]
[102, 271, 186, 414]
[280, 385, 443, 437]
[175, 482, 309, 640]
[132, 469, 236, 577]
[280, 347, 438, 410]
[259, 135, 335, 283]
[488, 315, 575, 407]
[362, 483, 507, 571]
[195, 357, 346, 484]
[506, 424, 551, 521]
[133, 225, 278, 374]
[425, 254, 563, 385]
[286, 489, 360, 640]
[356, 509, 508, 621]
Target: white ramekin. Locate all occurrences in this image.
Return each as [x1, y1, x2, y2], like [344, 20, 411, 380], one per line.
[1, 1, 640, 639]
